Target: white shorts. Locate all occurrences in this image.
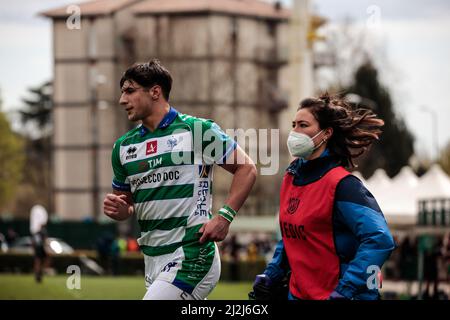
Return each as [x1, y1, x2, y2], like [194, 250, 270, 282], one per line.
[143, 241, 220, 300]
[143, 280, 196, 300]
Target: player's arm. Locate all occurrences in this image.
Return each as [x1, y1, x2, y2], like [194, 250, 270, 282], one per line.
[217, 145, 257, 213]
[104, 140, 135, 221]
[199, 146, 257, 243]
[332, 176, 396, 299]
[251, 240, 291, 300]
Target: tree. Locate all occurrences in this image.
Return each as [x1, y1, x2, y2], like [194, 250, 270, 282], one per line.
[19, 80, 53, 138]
[0, 95, 25, 210]
[10, 81, 53, 216]
[314, 17, 372, 93]
[346, 61, 415, 178]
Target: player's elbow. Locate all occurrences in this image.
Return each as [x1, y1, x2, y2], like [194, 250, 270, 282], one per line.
[245, 162, 257, 185]
[368, 228, 396, 254]
[380, 230, 396, 252]
[235, 162, 257, 185]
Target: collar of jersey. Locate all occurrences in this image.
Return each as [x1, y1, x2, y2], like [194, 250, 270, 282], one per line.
[286, 149, 330, 173]
[286, 149, 342, 186]
[139, 106, 179, 137]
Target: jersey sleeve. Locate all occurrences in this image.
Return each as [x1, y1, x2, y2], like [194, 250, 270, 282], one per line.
[199, 119, 237, 164]
[111, 141, 131, 192]
[333, 175, 396, 299]
[263, 240, 290, 283]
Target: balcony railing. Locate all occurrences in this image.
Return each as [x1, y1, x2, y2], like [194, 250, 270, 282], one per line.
[418, 198, 450, 227]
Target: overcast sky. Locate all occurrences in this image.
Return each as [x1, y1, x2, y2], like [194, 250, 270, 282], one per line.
[309, 0, 450, 161]
[0, 0, 449, 161]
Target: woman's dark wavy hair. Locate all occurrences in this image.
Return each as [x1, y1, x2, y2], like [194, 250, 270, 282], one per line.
[298, 92, 384, 168]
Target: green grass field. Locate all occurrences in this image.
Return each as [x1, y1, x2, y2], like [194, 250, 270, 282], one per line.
[0, 274, 253, 300]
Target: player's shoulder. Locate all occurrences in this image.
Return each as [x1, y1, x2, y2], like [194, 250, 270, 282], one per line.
[336, 174, 366, 197]
[177, 112, 215, 128]
[113, 126, 142, 149]
[336, 174, 381, 210]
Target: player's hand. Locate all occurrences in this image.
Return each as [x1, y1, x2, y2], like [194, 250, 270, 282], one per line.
[251, 274, 273, 300]
[103, 193, 134, 221]
[251, 273, 291, 301]
[198, 215, 230, 243]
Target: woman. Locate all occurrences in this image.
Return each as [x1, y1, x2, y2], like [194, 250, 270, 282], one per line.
[252, 93, 396, 300]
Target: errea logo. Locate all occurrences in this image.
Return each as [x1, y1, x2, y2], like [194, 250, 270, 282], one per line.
[146, 141, 157, 155]
[126, 146, 137, 160]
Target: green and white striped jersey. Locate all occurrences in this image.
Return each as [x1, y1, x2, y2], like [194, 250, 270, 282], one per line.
[111, 107, 236, 257]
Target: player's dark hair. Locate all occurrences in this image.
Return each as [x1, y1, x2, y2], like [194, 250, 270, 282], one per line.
[120, 59, 173, 101]
[298, 92, 384, 168]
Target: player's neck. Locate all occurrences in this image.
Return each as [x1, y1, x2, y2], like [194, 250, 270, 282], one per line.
[142, 102, 170, 132]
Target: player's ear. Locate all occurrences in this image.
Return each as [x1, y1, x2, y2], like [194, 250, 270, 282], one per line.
[324, 127, 333, 140]
[150, 85, 161, 101]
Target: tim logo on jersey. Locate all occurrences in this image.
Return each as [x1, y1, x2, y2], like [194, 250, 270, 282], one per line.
[146, 140, 157, 155]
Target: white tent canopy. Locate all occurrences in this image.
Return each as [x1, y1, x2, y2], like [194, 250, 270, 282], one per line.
[391, 166, 419, 187]
[365, 164, 450, 226]
[380, 167, 420, 225]
[367, 168, 391, 186]
[366, 168, 391, 199]
[415, 164, 450, 199]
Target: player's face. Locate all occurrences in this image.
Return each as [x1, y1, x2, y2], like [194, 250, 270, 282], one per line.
[119, 80, 153, 121]
[292, 108, 322, 138]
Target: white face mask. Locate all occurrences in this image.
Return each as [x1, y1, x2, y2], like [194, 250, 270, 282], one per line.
[287, 130, 325, 159]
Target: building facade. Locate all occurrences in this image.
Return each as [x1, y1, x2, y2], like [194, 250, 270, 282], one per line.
[43, 0, 314, 220]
